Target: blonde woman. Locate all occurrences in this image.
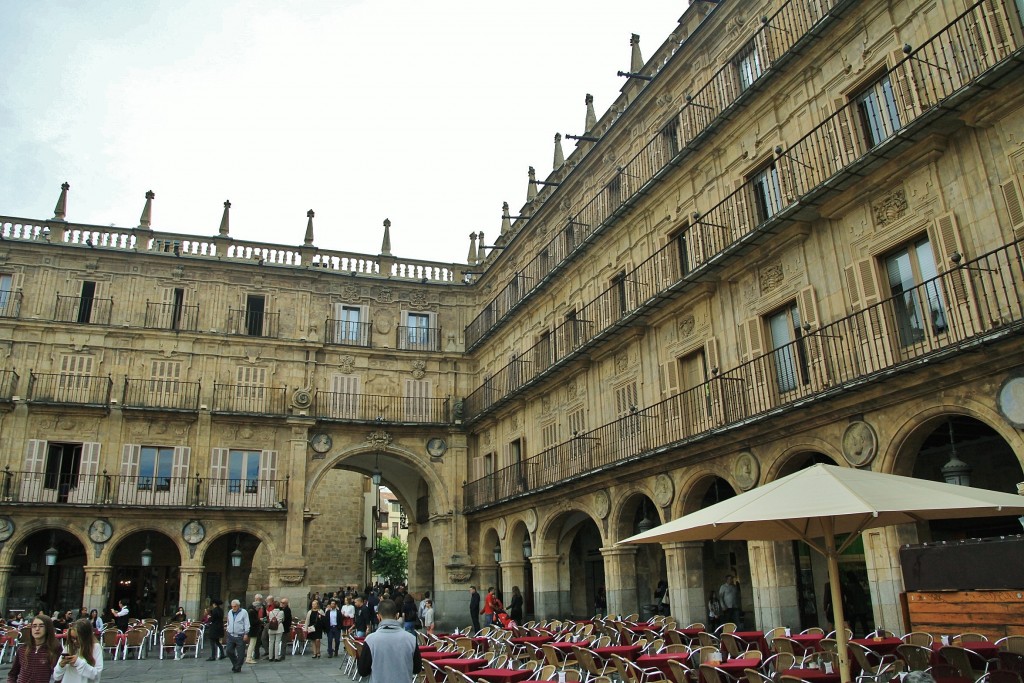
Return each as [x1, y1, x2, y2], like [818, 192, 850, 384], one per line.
[53, 619, 103, 682]
[304, 599, 325, 659]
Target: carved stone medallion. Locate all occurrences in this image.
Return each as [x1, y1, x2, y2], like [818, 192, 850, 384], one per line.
[525, 508, 538, 532]
[733, 451, 760, 491]
[842, 421, 878, 467]
[496, 517, 507, 539]
[872, 188, 908, 227]
[593, 491, 610, 519]
[411, 360, 426, 380]
[653, 474, 674, 508]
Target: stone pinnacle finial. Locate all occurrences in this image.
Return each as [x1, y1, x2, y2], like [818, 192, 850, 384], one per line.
[381, 218, 392, 256]
[527, 166, 538, 203]
[478, 231, 486, 261]
[630, 33, 644, 73]
[139, 190, 155, 229]
[304, 210, 315, 246]
[467, 232, 478, 266]
[52, 182, 70, 222]
[219, 200, 231, 236]
[500, 202, 512, 236]
[553, 133, 565, 170]
[585, 93, 597, 134]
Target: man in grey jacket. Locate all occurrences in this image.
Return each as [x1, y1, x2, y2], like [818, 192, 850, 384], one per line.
[357, 599, 421, 683]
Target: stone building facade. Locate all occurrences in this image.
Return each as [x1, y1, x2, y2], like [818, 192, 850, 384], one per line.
[1, 0, 1024, 634]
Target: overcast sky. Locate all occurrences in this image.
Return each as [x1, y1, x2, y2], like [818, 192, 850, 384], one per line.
[0, 1, 687, 265]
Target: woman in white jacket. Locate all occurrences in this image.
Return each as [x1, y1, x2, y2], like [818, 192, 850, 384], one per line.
[266, 603, 285, 662]
[54, 619, 103, 683]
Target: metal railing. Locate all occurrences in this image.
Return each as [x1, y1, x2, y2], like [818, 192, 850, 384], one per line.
[0, 370, 18, 400]
[461, 0, 1024, 423]
[464, 237, 1024, 510]
[212, 385, 288, 415]
[315, 391, 450, 423]
[396, 326, 442, 351]
[28, 373, 112, 405]
[226, 308, 279, 338]
[54, 295, 113, 325]
[0, 291, 22, 319]
[0, 469, 287, 509]
[324, 319, 372, 347]
[462, 0, 858, 351]
[122, 378, 201, 411]
[144, 301, 200, 331]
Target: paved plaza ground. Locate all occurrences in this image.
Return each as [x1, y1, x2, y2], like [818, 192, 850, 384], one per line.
[0, 652, 359, 682]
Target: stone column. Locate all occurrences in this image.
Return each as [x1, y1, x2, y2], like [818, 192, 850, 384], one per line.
[747, 540, 800, 630]
[179, 565, 205, 620]
[0, 564, 14, 615]
[664, 541, 705, 625]
[600, 545, 638, 617]
[82, 565, 113, 613]
[274, 420, 313, 606]
[863, 524, 917, 633]
[528, 553, 563, 620]
[500, 559, 527, 600]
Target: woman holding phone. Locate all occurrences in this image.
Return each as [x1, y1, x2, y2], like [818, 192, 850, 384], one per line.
[53, 619, 103, 682]
[7, 614, 61, 683]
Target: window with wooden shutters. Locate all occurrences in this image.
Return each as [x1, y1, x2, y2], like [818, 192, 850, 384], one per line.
[844, 257, 893, 373]
[666, 221, 691, 281]
[21, 439, 47, 502]
[330, 374, 361, 419]
[235, 366, 267, 412]
[0, 272, 22, 318]
[259, 449, 279, 507]
[228, 449, 261, 497]
[58, 354, 94, 401]
[541, 421, 559, 450]
[797, 286, 832, 390]
[750, 162, 784, 224]
[400, 311, 435, 350]
[882, 235, 947, 348]
[209, 447, 230, 505]
[150, 360, 182, 401]
[509, 438, 527, 492]
[933, 212, 978, 340]
[767, 302, 809, 395]
[678, 349, 710, 436]
[567, 407, 588, 470]
[737, 317, 770, 412]
[853, 73, 902, 149]
[333, 303, 369, 346]
[1000, 175, 1024, 240]
[615, 380, 642, 447]
[158, 286, 196, 331]
[404, 379, 432, 421]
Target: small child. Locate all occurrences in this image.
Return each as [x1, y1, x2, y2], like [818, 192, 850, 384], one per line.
[422, 599, 435, 635]
[174, 623, 187, 660]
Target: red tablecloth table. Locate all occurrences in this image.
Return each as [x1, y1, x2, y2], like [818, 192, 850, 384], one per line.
[849, 637, 903, 657]
[789, 634, 824, 654]
[549, 639, 590, 652]
[637, 652, 692, 681]
[472, 668, 534, 683]
[421, 651, 457, 661]
[930, 642, 1000, 666]
[510, 636, 552, 646]
[418, 645, 438, 652]
[781, 668, 840, 683]
[732, 631, 769, 655]
[592, 644, 644, 663]
[432, 657, 488, 672]
[712, 657, 762, 678]
[631, 623, 664, 633]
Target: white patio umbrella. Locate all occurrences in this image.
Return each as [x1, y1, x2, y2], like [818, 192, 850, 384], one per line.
[620, 464, 1024, 683]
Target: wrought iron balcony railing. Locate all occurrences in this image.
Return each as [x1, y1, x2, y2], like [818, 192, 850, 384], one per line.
[54, 295, 113, 325]
[463, 0, 859, 351]
[212, 384, 288, 415]
[0, 291, 22, 319]
[462, 0, 1024, 423]
[226, 308, 279, 338]
[464, 237, 1024, 510]
[0, 468, 287, 509]
[396, 325, 442, 351]
[325, 319, 372, 347]
[0, 370, 18, 400]
[28, 372, 112, 405]
[122, 378, 201, 411]
[144, 301, 200, 331]
[315, 391, 450, 423]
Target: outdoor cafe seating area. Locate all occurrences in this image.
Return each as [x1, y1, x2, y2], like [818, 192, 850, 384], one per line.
[0, 617, 205, 663]
[327, 615, 1024, 683]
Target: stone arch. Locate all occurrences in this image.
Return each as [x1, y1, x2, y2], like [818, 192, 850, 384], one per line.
[764, 438, 844, 482]
[199, 529, 266, 608]
[109, 528, 183, 619]
[0, 519, 89, 565]
[676, 468, 740, 517]
[534, 504, 604, 619]
[198, 525, 279, 564]
[1, 525, 88, 616]
[610, 485, 661, 542]
[613, 488, 666, 619]
[105, 520, 195, 564]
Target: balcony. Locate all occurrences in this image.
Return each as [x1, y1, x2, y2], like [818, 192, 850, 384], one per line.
[315, 391, 451, 424]
[0, 291, 22, 319]
[325, 319, 372, 347]
[28, 373, 112, 406]
[464, 238, 1024, 510]
[462, 0, 1024, 424]
[212, 385, 288, 415]
[144, 301, 200, 331]
[0, 370, 18, 401]
[462, 0, 859, 351]
[122, 378, 201, 411]
[396, 325, 442, 351]
[226, 308, 279, 338]
[53, 295, 112, 325]
[0, 468, 287, 510]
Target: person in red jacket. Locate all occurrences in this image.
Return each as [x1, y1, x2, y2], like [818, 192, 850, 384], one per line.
[481, 587, 496, 627]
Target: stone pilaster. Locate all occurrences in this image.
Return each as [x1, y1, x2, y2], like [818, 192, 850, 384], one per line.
[528, 554, 563, 620]
[179, 565, 204, 619]
[0, 564, 15, 614]
[863, 524, 917, 633]
[600, 545, 638, 617]
[499, 559, 527, 599]
[83, 565, 113, 613]
[664, 541, 705, 626]
[748, 540, 800, 630]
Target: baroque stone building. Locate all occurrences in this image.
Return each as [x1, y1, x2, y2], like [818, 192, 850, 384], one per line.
[2, 0, 1024, 633]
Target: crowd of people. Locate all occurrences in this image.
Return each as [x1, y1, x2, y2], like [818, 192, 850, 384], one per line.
[6, 614, 103, 683]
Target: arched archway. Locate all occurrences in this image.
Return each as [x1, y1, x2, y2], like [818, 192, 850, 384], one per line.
[614, 492, 667, 619]
[413, 537, 434, 600]
[507, 521, 533, 621]
[202, 531, 264, 609]
[110, 530, 181, 619]
[6, 528, 86, 617]
[537, 508, 603, 619]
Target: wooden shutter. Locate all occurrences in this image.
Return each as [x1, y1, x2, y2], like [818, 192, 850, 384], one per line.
[67, 442, 100, 504]
[797, 286, 831, 390]
[776, 151, 797, 206]
[659, 356, 682, 440]
[20, 439, 46, 502]
[732, 179, 751, 241]
[659, 357, 680, 397]
[844, 258, 892, 372]
[739, 317, 769, 413]
[404, 379, 432, 421]
[933, 212, 978, 339]
[1000, 176, 1024, 240]
[118, 444, 141, 504]
[209, 448, 229, 506]
[833, 99, 859, 167]
[331, 373, 360, 419]
[889, 51, 920, 125]
[170, 446, 191, 504]
[976, 0, 1012, 64]
[704, 336, 731, 426]
[259, 449, 279, 507]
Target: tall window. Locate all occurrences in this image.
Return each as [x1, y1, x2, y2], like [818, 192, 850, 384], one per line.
[855, 74, 901, 147]
[751, 163, 783, 223]
[245, 295, 265, 336]
[406, 312, 430, 347]
[170, 288, 186, 330]
[736, 43, 764, 90]
[138, 446, 174, 491]
[884, 236, 947, 346]
[337, 304, 363, 343]
[768, 303, 809, 393]
[228, 449, 261, 494]
[0, 274, 13, 317]
[78, 281, 96, 324]
[612, 271, 628, 318]
[668, 224, 690, 278]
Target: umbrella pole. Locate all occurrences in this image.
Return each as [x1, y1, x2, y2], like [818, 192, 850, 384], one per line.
[823, 519, 852, 683]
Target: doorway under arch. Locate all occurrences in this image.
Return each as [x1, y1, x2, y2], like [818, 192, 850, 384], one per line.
[110, 531, 181, 619]
[8, 528, 86, 617]
[203, 531, 263, 607]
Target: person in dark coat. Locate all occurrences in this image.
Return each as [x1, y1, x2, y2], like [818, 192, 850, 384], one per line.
[508, 586, 524, 623]
[205, 599, 225, 660]
[469, 586, 481, 633]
